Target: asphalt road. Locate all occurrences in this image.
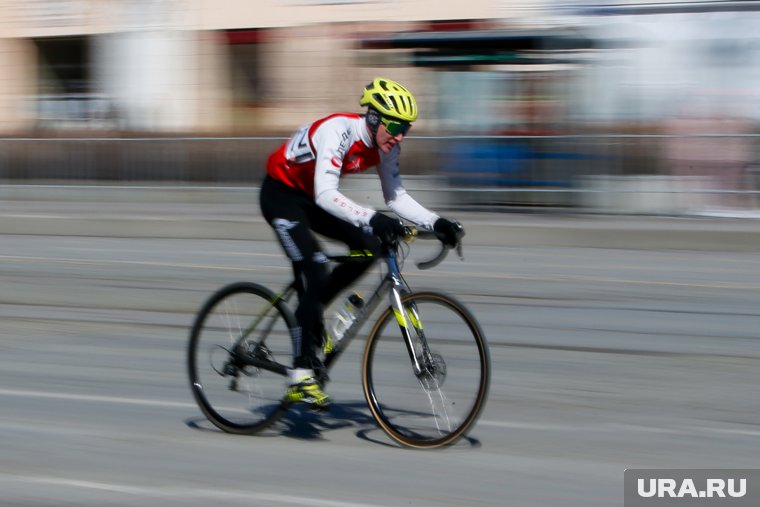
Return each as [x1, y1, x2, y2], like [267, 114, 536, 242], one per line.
[1, 190, 760, 506]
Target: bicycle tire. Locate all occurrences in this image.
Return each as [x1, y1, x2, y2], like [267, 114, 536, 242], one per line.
[188, 281, 296, 434]
[362, 291, 490, 448]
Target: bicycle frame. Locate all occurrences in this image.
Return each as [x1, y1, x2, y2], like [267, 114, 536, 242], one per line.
[323, 246, 418, 373]
[229, 238, 433, 380]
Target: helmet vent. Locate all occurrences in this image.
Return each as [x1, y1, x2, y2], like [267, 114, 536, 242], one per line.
[372, 93, 387, 110]
[388, 95, 399, 112]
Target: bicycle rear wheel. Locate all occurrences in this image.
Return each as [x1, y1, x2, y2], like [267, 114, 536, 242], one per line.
[188, 282, 296, 434]
[362, 291, 490, 448]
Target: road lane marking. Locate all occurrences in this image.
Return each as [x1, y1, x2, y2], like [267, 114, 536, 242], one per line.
[0, 388, 197, 409]
[0, 254, 759, 289]
[0, 475, 393, 507]
[478, 419, 760, 437]
[0, 254, 289, 272]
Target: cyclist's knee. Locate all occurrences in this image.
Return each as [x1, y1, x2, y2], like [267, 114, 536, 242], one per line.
[296, 254, 329, 291]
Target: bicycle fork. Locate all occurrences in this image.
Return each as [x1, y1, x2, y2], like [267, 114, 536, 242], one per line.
[386, 265, 433, 378]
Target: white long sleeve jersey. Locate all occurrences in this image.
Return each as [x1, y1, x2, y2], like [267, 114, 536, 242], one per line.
[265, 113, 439, 230]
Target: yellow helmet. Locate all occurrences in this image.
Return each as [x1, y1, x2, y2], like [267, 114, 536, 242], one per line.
[359, 77, 418, 123]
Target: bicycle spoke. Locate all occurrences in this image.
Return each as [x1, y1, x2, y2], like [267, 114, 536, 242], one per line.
[404, 303, 460, 436]
[419, 376, 454, 435]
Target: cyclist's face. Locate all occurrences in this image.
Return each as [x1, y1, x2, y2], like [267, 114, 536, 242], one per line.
[375, 123, 408, 153]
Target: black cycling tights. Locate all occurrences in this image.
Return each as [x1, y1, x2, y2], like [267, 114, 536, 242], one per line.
[260, 176, 381, 368]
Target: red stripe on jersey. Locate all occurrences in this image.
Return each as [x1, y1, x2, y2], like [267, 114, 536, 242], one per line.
[266, 113, 380, 197]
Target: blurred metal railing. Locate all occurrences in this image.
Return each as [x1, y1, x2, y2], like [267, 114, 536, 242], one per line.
[0, 137, 283, 183]
[0, 135, 757, 214]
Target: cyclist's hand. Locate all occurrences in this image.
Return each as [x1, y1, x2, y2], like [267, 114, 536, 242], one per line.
[434, 218, 464, 248]
[370, 213, 405, 244]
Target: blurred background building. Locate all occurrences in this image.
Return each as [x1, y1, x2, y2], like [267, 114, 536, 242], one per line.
[0, 0, 759, 213]
[0, 0, 587, 134]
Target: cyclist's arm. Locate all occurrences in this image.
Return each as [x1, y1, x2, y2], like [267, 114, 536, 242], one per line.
[377, 147, 439, 230]
[312, 119, 376, 227]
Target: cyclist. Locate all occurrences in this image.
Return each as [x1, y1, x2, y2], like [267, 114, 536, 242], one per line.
[259, 77, 463, 410]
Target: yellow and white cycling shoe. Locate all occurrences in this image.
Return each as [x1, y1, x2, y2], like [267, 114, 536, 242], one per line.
[285, 375, 330, 410]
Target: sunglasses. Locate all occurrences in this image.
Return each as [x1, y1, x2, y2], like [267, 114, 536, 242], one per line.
[380, 117, 412, 136]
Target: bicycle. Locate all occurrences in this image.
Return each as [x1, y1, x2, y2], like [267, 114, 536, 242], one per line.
[187, 225, 490, 449]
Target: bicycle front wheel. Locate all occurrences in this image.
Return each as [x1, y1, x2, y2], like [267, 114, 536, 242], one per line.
[362, 291, 490, 448]
[188, 282, 296, 434]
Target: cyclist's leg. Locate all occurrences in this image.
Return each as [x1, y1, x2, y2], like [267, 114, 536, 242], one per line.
[260, 177, 328, 371]
[311, 214, 381, 305]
